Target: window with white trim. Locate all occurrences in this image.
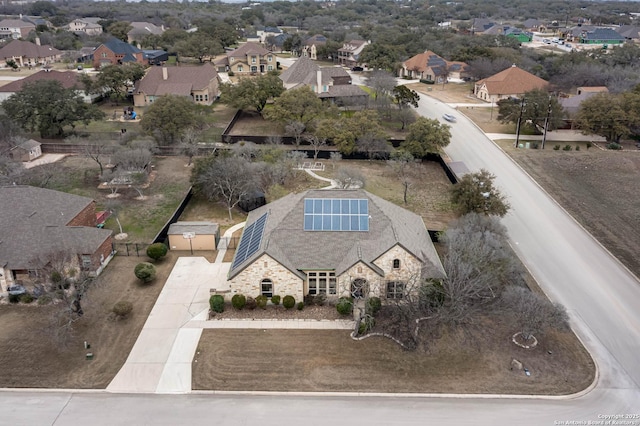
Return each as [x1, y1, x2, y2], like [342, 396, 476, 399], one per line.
[251, 56, 257, 64]
[386, 281, 405, 299]
[307, 271, 336, 295]
[238, 65, 243, 72]
[261, 279, 273, 297]
[392, 259, 400, 269]
[81, 255, 92, 270]
[251, 66, 257, 73]
[267, 65, 273, 71]
[267, 55, 272, 62]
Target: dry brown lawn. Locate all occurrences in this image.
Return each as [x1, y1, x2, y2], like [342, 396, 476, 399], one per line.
[0, 253, 177, 388]
[457, 106, 515, 133]
[193, 319, 594, 394]
[406, 82, 476, 104]
[318, 160, 456, 230]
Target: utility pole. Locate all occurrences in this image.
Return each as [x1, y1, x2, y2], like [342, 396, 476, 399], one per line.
[514, 97, 526, 148]
[541, 95, 553, 149]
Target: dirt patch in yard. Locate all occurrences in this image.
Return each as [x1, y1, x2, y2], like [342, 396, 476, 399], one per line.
[228, 110, 285, 136]
[500, 145, 640, 278]
[0, 252, 177, 388]
[406, 82, 476, 104]
[192, 316, 593, 394]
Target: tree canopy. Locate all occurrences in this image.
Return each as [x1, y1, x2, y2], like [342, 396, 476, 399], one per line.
[220, 74, 284, 113]
[575, 91, 639, 143]
[3, 80, 104, 138]
[400, 117, 451, 157]
[450, 169, 510, 217]
[84, 63, 145, 104]
[497, 89, 564, 134]
[264, 86, 334, 127]
[140, 95, 203, 145]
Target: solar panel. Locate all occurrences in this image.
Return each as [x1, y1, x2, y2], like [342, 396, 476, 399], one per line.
[303, 198, 369, 231]
[232, 212, 268, 269]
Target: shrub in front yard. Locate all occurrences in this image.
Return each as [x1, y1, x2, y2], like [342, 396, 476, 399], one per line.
[607, 142, 622, 150]
[112, 301, 133, 318]
[134, 262, 156, 283]
[245, 296, 257, 310]
[270, 295, 281, 305]
[586, 142, 592, 150]
[296, 301, 304, 310]
[256, 295, 268, 309]
[304, 294, 315, 306]
[315, 293, 326, 306]
[366, 297, 382, 316]
[232, 294, 246, 310]
[146, 243, 168, 261]
[19, 293, 34, 304]
[563, 144, 572, 151]
[8, 293, 20, 303]
[210, 295, 225, 313]
[336, 297, 353, 315]
[37, 295, 52, 305]
[283, 295, 295, 309]
[553, 145, 560, 150]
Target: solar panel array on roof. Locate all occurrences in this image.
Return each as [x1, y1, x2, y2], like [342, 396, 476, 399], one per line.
[303, 198, 369, 231]
[232, 212, 268, 269]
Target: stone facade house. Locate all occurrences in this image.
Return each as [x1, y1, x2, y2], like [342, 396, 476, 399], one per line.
[225, 189, 445, 303]
[399, 50, 469, 82]
[474, 64, 548, 103]
[127, 22, 164, 44]
[93, 38, 145, 69]
[279, 56, 367, 105]
[302, 34, 327, 60]
[133, 64, 219, 107]
[68, 17, 103, 36]
[0, 39, 61, 68]
[0, 186, 114, 294]
[337, 39, 369, 67]
[0, 19, 35, 40]
[214, 42, 276, 74]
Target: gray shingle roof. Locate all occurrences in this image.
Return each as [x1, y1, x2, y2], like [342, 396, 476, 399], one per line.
[0, 186, 112, 270]
[0, 40, 61, 60]
[280, 57, 351, 87]
[168, 221, 219, 235]
[135, 64, 217, 96]
[228, 189, 445, 280]
[102, 38, 142, 55]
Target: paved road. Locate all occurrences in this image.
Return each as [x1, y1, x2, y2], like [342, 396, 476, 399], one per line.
[1, 94, 639, 425]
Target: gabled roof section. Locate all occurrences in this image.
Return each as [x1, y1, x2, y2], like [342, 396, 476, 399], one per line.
[228, 42, 269, 58]
[135, 64, 217, 96]
[476, 65, 548, 96]
[101, 38, 142, 55]
[581, 28, 624, 41]
[304, 34, 327, 46]
[0, 19, 35, 28]
[228, 189, 445, 280]
[402, 50, 468, 77]
[0, 70, 82, 93]
[13, 139, 41, 150]
[280, 57, 350, 88]
[128, 22, 164, 36]
[0, 186, 111, 270]
[0, 40, 61, 59]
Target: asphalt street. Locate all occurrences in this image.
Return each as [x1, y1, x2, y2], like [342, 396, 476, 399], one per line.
[1, 91, 639, 426]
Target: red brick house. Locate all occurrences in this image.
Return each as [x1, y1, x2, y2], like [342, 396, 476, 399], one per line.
[0, 186, 114, 294]
[93, 38, 145, 69]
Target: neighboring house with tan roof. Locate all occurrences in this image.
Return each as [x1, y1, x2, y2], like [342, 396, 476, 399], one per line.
[399, 50, 470, 82]
[337, 39, 369, 67]
[0, 18, 35, 39]
[224, 188, 445, 303]
[559, 86, 609, 128]
[133, 64, 219, 107]
[214, 42, 276, 74]
[0, 186, 114, 294]
[0, 39, 61, 67]
[68, 17, 103, 35]
[127, 22, 164, 44]
[0, 70, 97, 103]
[474, 64, 549, 102]
[279, 56, 367, 105]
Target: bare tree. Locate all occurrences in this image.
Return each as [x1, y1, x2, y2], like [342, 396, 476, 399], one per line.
[105, 199, 124, 235]
[112, 147, 153, 173]
[194, 155, 257, 220]
[328, 151, 342, 169]
[501, 285, 569, 343]
[335, 166, 365, 189]
[366, 70, 396, 101]
[265, 135, 283, 146]
[286, 150, 308, 168]
[180, 127, 203, 166]
[285, 120, 306, 149]
[356, 133, 391, 160]
[387, 150, 415, 203]
[305, 134, 327, 160]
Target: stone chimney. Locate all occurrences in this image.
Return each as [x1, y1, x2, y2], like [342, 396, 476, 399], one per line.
[162, 67, 168, 80]
[316, 69, 322, 94]
[35, 37, 41, 46]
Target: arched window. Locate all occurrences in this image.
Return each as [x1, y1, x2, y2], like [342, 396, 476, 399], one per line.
[261, 279, 273, 297]
[392, 259, 401, 269]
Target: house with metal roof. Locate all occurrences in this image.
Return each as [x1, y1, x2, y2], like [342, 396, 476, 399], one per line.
[133, 64, 219, 107]
[398, 50, 470, 82]
[279, 56, 367, 105]
[225, 188, 445, 303]
[92, 37, 145, 69]
[474, 64, 549, 103]
[579, 28, 624, 45]
[0, 186, 113, 295]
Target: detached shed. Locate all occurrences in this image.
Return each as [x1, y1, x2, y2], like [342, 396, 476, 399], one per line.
[9, 139, 42, 162]
[168, 221, 219, 251]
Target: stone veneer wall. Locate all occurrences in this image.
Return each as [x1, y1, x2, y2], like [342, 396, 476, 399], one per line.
[228, 254, 304, 302]
[337, 261, 384, 299]
[373, 245, 423, 283]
